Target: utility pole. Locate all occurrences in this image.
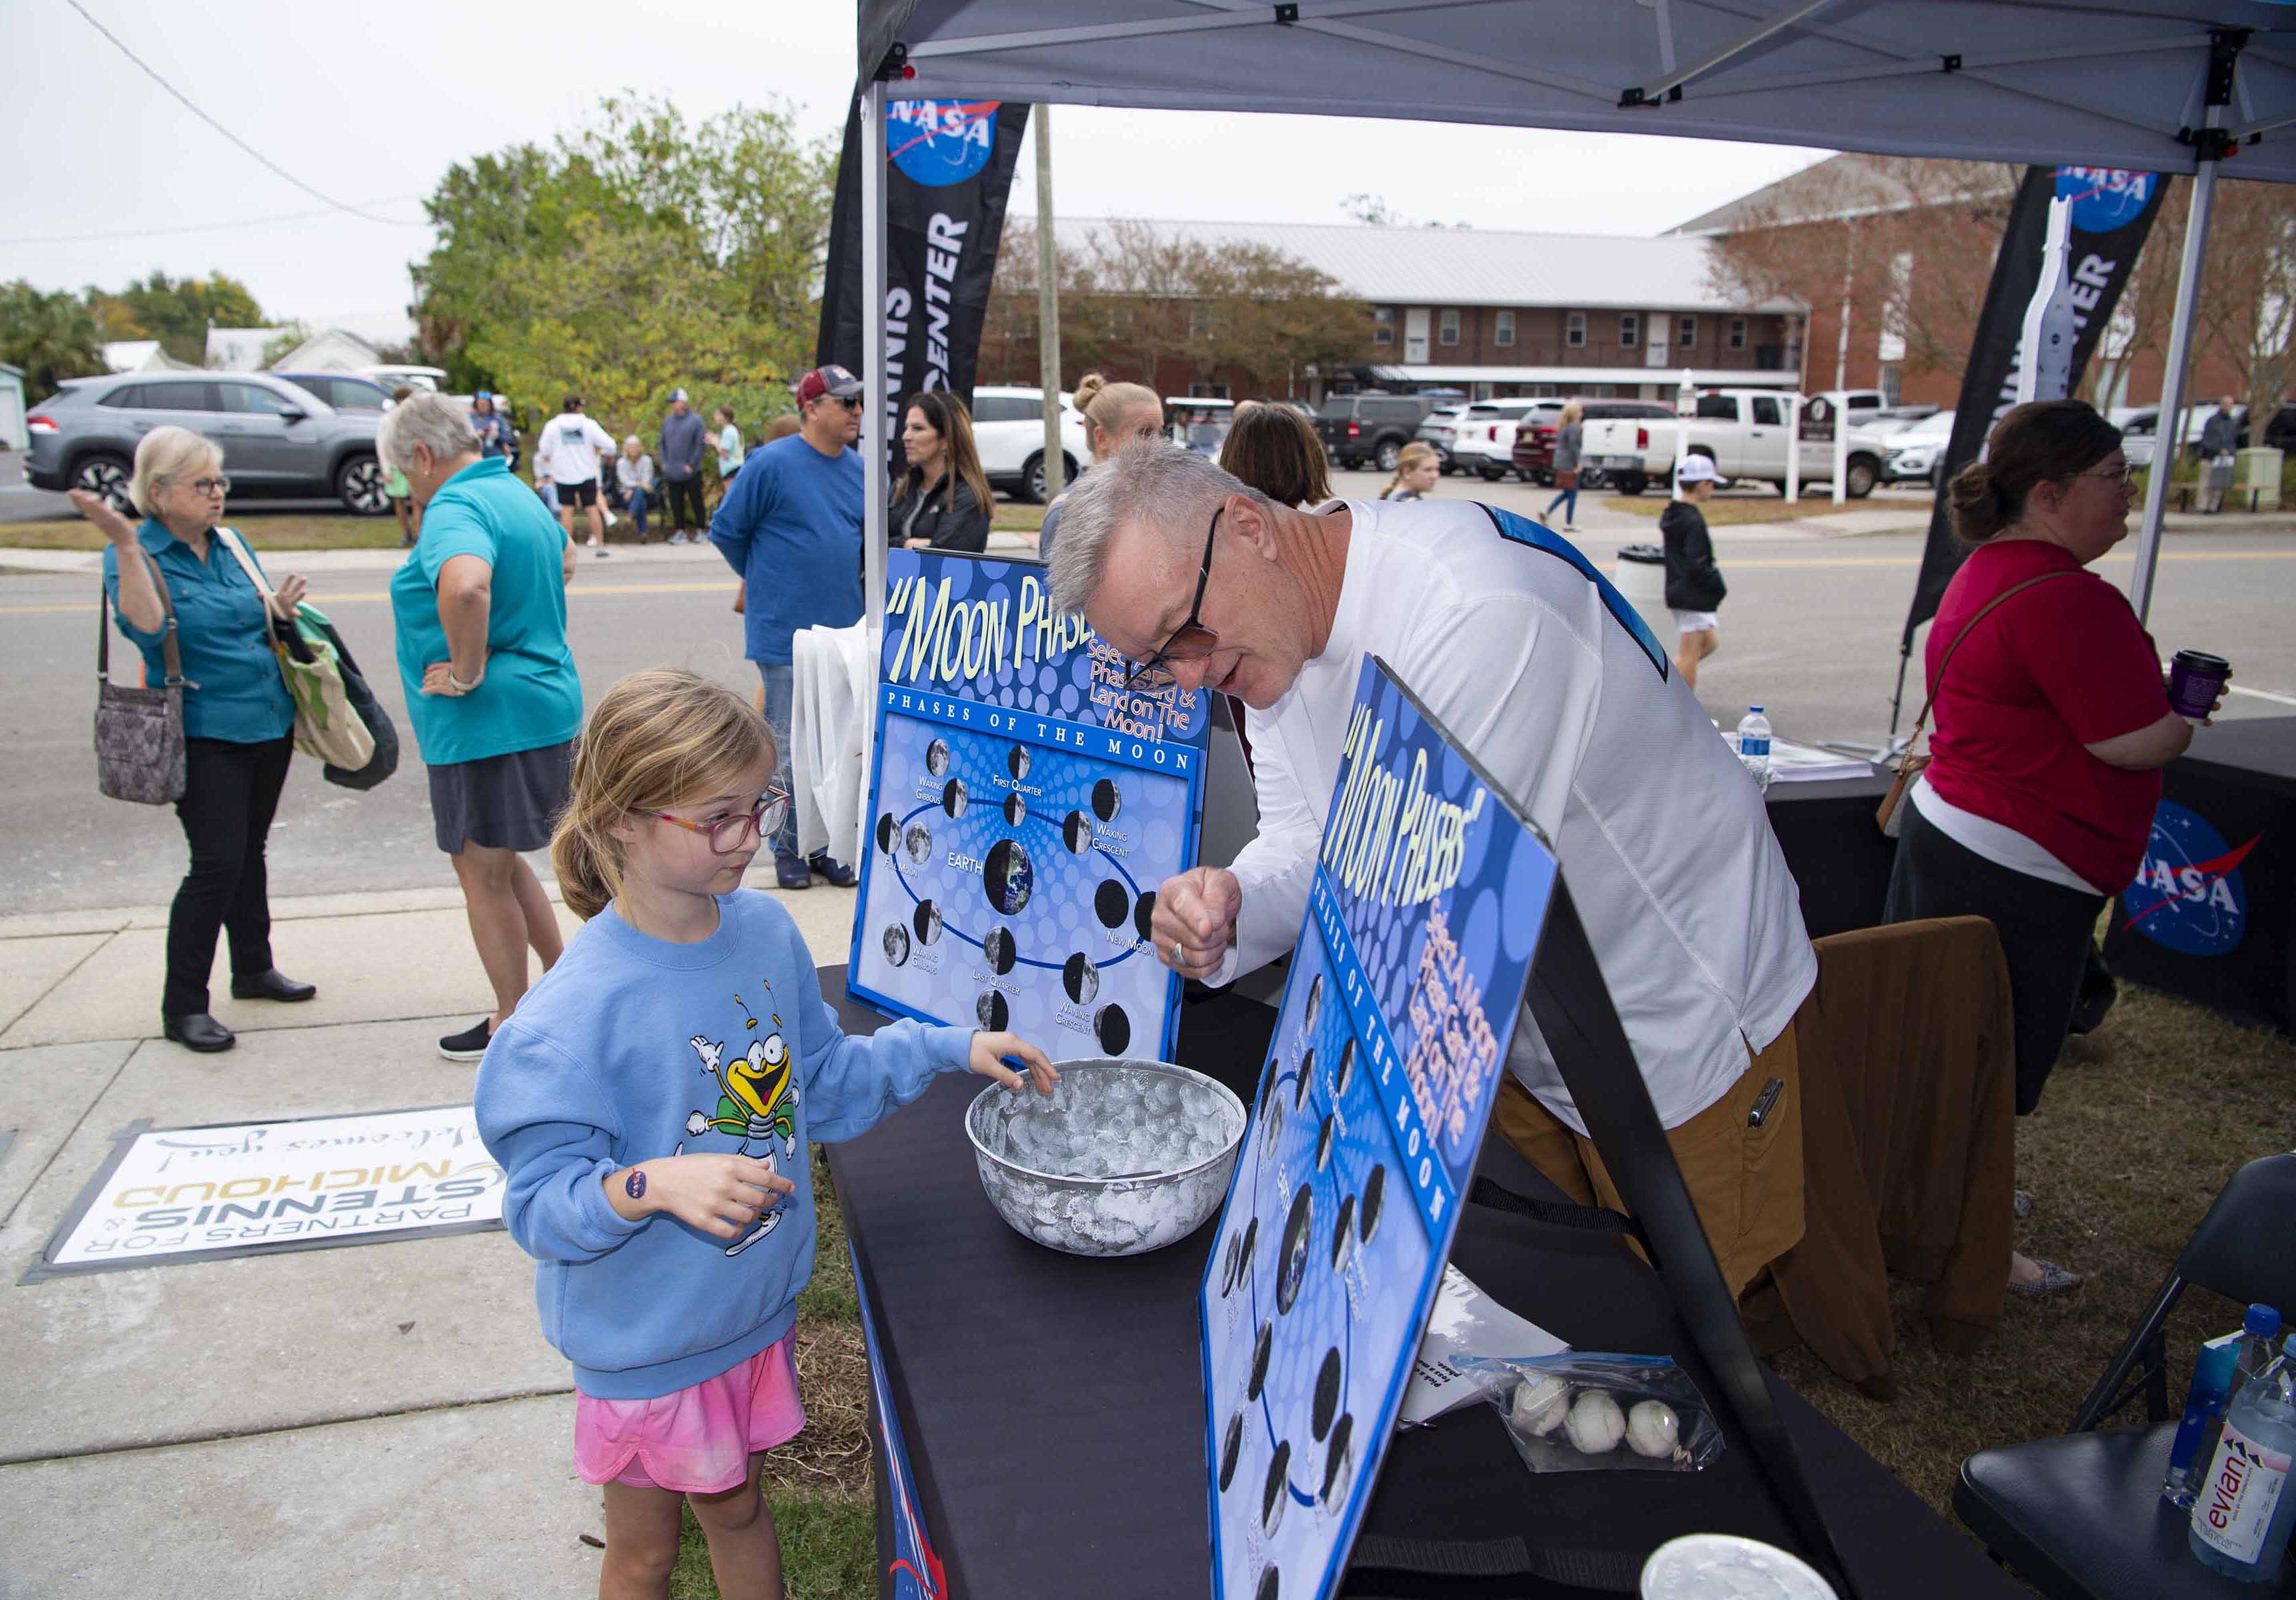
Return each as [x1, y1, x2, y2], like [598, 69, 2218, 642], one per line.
[1034, 105, 1064, 504]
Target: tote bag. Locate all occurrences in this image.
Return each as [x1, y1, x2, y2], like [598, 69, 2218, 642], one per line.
[214, 529, 376, 773]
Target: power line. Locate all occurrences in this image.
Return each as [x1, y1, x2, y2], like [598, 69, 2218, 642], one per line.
[2, 196, 429, 246]
[63, 0, 421, 227]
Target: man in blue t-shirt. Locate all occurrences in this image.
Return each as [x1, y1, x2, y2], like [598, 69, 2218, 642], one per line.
[709, 363, 867, 889]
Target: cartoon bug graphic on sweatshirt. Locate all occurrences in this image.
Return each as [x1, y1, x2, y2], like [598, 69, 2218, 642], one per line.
[683, 981, 801, 1257]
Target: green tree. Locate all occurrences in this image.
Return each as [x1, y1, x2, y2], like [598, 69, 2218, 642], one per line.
[89, 271, 268, 364]
[0, 280, 105, 401]
[412, 94, 831, 442]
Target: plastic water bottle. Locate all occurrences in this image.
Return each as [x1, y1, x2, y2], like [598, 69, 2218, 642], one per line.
[2167, 1333, 2246, 1507]
[2237, 1305, 2286, 1389]
[1736, 707, 1773, 793]
[2190, 1345, 2296, 1582]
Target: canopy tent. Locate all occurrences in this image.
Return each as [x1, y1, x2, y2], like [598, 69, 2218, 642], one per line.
[847, 0, 2296, 643]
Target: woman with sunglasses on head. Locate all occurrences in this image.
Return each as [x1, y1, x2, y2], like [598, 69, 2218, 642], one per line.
[78, 427, 317, 1053]
[893, 391, 993, 552]
[1886, 399, 2226, 1295]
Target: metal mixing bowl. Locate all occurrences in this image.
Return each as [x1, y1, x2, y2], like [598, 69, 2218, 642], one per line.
[965, 1057, 1247, 1257]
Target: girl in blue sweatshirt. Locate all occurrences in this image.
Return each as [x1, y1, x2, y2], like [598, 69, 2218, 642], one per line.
[476, 667, 1055, 1599]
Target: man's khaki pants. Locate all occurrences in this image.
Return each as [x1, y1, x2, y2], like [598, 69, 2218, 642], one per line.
[1489, 1011, 1808, 1299]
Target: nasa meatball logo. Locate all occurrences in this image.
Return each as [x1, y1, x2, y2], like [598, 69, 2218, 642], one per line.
[887, 99, 1000, 187]
[2056, 166, 2155, 233]
[2123, 801, 2258, 957]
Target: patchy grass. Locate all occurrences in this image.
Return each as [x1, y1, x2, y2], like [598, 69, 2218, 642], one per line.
[1598, 493, 1935, 526]
[991, 501, 1047, 533]
[668, 1149, 876, 1599]
[2, 513, 404, 551]
[1770, 980, 2296, 1528]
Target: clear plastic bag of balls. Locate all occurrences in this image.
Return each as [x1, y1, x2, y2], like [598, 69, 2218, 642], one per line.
[1455, 1353, 1724, 1475]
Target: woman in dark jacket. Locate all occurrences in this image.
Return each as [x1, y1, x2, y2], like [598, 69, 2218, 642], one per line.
[893, 391, 992, 552]
[1660, 453, 1727, 688]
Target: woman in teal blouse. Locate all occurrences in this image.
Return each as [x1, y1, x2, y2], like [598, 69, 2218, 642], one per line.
[87, 426, 319, 1053]
[381, 392, 583, 1063]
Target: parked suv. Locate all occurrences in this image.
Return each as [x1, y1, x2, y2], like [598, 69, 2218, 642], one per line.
[26, 371, 389, 515]
[1510, 399, 1674, 485]
[1415, 405, 1467, 473]
[1452, 399, 1547, 480]
[968, 385, 1089, 502]
[1314, 393, 1434, 472]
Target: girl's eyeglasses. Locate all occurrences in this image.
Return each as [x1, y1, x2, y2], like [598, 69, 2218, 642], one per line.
[655, 791, 791, 853]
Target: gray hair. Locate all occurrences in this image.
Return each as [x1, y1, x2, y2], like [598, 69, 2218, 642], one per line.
[377, 389, 479, 473]
[1047, 442, 1273, 615]
[130, 425, 222, 517]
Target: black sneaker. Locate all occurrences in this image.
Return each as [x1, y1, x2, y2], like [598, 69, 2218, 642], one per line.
[439, 1018, 492, 1061]
[807, 851, 858, 888]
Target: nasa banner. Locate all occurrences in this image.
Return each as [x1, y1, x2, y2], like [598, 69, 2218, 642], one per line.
[1901, 166, 2170, 644]
[817, 96, 1032, 469]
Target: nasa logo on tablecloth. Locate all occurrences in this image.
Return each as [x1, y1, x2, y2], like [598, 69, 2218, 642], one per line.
[888, 99, 1000, 187]
[2123, 800, 2259, 957]
[2055, 167, 2156, 233]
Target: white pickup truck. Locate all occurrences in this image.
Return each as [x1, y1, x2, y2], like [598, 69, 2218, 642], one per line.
[1582, 389, 1889, 497]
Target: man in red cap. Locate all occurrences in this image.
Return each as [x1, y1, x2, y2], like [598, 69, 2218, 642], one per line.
[709, 365, 867, 889]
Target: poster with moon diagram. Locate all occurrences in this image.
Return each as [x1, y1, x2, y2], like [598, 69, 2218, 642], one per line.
[849, 547, 1211, 1063]
[1199, 655, 1558, 1600]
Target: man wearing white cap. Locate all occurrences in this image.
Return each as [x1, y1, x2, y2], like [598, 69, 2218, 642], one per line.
[659, 388, 709, 544]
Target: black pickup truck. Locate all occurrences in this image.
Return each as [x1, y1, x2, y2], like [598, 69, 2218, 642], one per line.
[1314, 393, 1436, 472]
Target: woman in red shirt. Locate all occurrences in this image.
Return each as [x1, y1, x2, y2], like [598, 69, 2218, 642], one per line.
[1887, 400, 2220, 1293]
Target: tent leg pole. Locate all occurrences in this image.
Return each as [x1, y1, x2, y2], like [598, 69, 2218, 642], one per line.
[1887, 640, 1912, 743]
[2132, 132, 2227, 623]
[861, 82, 889, 635]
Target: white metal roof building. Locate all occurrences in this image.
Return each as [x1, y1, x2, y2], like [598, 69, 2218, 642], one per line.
[1050, 216, 1798, 313]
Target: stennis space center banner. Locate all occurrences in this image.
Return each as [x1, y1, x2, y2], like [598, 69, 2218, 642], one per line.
[817, 96, 1033, 470]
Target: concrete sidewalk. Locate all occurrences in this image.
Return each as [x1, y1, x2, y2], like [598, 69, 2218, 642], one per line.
[0, 879, 859, 1595]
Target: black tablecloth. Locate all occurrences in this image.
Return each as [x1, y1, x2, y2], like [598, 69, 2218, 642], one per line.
[1765, 773, 1897, 941]
[2102, 715, 2296, 1034]
[823, 967, 2017, 1599]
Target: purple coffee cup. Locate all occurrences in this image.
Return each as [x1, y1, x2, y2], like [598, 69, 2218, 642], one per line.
[2168, 649, 2231, 719]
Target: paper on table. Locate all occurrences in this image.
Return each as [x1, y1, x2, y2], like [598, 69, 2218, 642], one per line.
[1400, 1263, 1569, 1426]
[1711, 723, 1875, 783]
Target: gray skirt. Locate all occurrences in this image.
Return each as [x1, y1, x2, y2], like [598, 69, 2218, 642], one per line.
[428, 740, 574, 854]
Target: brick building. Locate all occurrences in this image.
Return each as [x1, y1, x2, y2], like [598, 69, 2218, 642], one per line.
[1671, 153, 2253, 413]
[983, 217, 1803, 404]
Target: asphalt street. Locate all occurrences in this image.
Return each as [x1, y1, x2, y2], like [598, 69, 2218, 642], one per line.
[2, 467, 2288, 918]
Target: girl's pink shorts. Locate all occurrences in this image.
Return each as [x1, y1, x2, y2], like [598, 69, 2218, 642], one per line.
[573, 1333, 806, 1493]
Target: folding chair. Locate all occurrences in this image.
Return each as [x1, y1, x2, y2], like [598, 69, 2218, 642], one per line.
[1953, 1153, 2296, 1597]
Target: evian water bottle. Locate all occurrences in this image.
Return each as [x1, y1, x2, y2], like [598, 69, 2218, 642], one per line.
[2191, 1344, 2296, 1582]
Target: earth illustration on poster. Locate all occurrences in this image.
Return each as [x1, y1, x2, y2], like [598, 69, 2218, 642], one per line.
[1200, 655, 1558, 1600]
[849, 549, 1211, 1061]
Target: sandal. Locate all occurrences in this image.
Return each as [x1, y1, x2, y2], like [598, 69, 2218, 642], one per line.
[2007, 1258, 2082, 1297]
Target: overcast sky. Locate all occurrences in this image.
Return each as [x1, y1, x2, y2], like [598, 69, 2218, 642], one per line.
[5, 1, 1832, 327]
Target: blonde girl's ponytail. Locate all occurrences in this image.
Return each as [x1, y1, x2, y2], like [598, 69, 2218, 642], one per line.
[547, 668, 779, 920]
[1381, 441, 1438, 500]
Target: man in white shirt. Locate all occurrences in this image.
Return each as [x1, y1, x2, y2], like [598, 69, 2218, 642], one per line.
[534, 394, 618, 557]
[1049, 445, 1818, 1295]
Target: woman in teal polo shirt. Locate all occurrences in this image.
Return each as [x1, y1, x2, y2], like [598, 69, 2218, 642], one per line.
[83, 426, 319, 1053]
[381, 392, 583, 1061]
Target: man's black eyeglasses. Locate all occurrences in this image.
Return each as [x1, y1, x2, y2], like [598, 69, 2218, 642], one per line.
[1124, 508, 1222, 691]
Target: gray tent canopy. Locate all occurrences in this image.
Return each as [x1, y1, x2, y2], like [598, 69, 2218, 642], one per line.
[850, 0, 2296, 632]
[865, 1, 2296, 183]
